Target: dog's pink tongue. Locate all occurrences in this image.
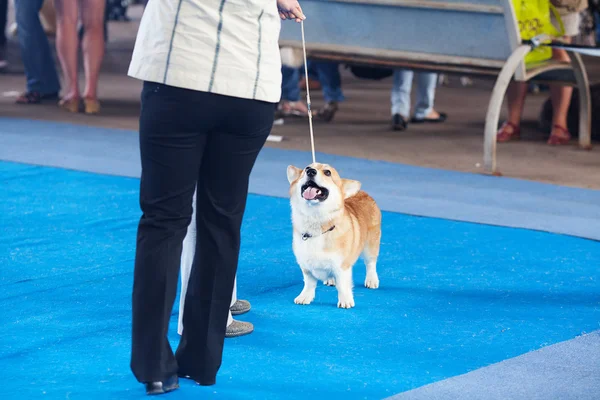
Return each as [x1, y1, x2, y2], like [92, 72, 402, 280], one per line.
[303, 187, 321, 200]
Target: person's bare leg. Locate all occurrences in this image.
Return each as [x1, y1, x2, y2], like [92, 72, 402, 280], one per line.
[548, 40, 572, 143]
[54, 0, 79, 103]
[507, 81, 527, 125]
[497, 81, 527, 140]
[80, 0, 104, 106]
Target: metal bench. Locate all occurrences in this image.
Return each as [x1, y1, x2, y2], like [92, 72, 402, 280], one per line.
[279, 0, 592, 175]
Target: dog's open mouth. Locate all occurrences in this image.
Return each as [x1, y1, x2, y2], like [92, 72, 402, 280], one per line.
[301, 180, 329, 202]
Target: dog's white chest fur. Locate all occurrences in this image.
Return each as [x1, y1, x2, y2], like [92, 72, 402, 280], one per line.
[293, 234, 341, 281]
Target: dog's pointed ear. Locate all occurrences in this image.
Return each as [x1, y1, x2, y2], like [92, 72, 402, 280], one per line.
[287, 165, 302, 184]
[342, 179, 361, 199]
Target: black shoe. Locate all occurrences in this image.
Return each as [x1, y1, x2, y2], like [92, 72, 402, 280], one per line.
[145, 375, 179, 395]
[177, 372, 216, 386]
[314, 101, 338, 122]
[392, 114, 407, 131]
[411, 112, 447, 123]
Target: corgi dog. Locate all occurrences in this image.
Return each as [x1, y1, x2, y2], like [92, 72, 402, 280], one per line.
[286, 163, 382, 308]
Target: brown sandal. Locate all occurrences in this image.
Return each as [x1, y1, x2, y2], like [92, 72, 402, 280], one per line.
[59, 98, 80, 113]
[497, 121, 521, 142]
[83, 98, 101, 115]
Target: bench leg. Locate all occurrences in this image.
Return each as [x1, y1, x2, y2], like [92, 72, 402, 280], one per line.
[568, 51, 592, 150]
[484, 45, 531, 174]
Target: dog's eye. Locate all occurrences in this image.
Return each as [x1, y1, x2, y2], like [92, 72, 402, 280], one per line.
[324, 170, 331, 177]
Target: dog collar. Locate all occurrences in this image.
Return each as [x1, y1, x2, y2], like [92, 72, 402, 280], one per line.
[301, 225, 336, 241]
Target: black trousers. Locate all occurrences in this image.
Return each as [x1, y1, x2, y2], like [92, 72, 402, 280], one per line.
[131, 82, 274, 385]
[0, 0, 7, 47]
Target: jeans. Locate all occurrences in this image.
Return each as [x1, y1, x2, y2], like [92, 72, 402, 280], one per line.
[15, 0, 60, 94]
[309, 61, 344, 103]
[281, 65, 301, 102]
[131, 82, 273, 386]
[596, 12, 600, 43]
[391, 70, 437, 119]
[280, 61, 345, 103]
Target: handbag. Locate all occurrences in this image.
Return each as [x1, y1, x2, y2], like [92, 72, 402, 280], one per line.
[512, 0, 565, 65]
[347, 65, 394, 81]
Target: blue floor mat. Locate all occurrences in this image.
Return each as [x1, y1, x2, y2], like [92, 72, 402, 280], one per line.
[1, 161, 599, 400]
[2, 117, 600, 241]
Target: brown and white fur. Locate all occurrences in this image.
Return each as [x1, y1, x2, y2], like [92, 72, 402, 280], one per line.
[287, 163, 382, 308]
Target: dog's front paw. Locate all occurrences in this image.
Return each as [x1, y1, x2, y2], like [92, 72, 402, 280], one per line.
[364, 273, 379, 289]
[323, 278, 336, 287]
[337, 296, 355, 309]
[294, 291, 315, 305]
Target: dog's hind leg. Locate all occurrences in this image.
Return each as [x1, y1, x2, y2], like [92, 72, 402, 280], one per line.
[323, 278, 336, 286]
[363, 228, 381, 289]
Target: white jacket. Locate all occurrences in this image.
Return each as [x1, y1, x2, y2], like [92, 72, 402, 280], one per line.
[128, 0, 282, 103]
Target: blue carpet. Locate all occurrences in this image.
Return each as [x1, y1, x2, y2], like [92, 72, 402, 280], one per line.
[1, 161, 600, 399]
[2, 117, 600, 241]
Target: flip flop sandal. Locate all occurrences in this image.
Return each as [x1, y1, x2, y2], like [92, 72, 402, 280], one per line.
[411, 112, 447, 123]
[275, 101, 308, 119]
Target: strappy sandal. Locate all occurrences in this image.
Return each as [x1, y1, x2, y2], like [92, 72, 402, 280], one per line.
[15, 91, 58, 105]
[497, 121, 521, 142]
[547, 124, 571, 145]
[411, 112, 447, 123]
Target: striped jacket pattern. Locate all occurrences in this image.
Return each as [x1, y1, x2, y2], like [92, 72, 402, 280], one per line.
[128, 0, 283, 103]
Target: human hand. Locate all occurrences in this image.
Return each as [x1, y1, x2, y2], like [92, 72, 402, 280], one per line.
[277, 0, 306, 22]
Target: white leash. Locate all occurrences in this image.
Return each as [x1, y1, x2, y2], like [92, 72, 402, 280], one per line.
[300, 20, 316, 164]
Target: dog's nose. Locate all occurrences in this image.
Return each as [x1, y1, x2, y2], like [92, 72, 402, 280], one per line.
[306, 168, 317, 178]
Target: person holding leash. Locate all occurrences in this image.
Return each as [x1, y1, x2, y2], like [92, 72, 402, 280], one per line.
[127, 0, 305, 395]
